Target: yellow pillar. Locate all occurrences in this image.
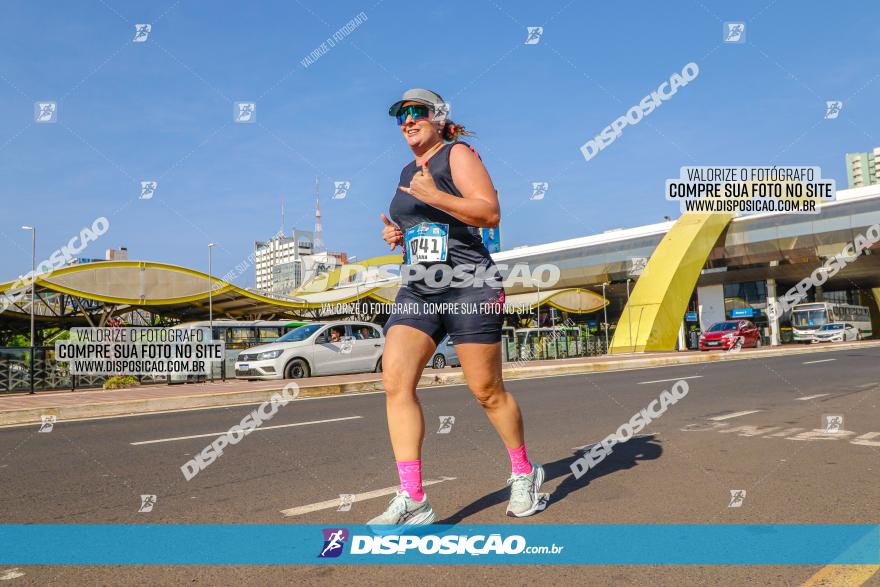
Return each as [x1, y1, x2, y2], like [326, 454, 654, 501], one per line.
[870, 288, 880, 339]
[610, 213, 733, 353]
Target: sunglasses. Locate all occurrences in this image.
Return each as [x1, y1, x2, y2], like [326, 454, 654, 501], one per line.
[395, 104, 433, 125]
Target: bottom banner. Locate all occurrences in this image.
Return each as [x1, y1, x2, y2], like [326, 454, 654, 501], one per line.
[1, 524, 877, 565]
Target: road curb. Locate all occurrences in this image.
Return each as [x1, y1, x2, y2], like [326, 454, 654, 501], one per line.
[422, 340, 880, 385]
[2, 341, 877, 426]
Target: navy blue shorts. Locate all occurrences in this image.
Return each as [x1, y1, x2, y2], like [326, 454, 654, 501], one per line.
[383, 286, 505, 345]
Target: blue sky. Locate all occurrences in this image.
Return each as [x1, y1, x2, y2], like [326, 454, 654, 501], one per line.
[1, 0, 878, 284]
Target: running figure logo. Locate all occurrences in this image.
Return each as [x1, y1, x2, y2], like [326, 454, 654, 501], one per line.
[38, 415, 56, 433]
[629, 257, 648, 277]
[318, 528, 348, 558]
[140, 181, 157, 200]
[535, 493, 550, 511]
[723, 22, 745, 43]
[728, 489, 746, 508]
[133, 24, 151, 43]
[235, 102, 256, 123]
[437, 416, 455, 434]
[138, 494, 157, 513]
[530, 182, 549, 201]
[824, 101, 843, 120]
[333, 181, 350, 199]
[823, 414, 844, 433]
[337, 494, 355, 512]
[34, 102, 57, 123]
[727, 336, 745, 353]
[524, 27, 543, 45]
[432, 102, 451, 123]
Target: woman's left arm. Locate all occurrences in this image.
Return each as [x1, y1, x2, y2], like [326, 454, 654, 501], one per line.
[398, 143, 500, 228]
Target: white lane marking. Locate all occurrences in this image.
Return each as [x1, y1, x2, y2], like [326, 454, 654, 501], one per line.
[796, 394, 829, 401]
[803, 358, 836, 365]
[281, 476, 457, 517]
[708, 410, 762, 421]
[0, 568, 25, 580]
[637, 375, 703, 385]
[130, 416, 362, 445]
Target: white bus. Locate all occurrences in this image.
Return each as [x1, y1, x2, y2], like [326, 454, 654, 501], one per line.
[790, 302, 871, 342]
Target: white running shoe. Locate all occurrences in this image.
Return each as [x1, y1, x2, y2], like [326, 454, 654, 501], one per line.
[506, 463, 545, 517]
[367, 490, 436, 533]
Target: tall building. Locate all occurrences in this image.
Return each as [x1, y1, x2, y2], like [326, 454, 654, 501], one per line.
[846, 147, 880, 188]
[253, 180, 345, 293]
[254, 229, 347, 294]
[254, 230, 314, 292]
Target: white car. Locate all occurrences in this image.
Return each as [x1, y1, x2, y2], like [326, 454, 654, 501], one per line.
[811, 322, 860, 343]
[234, 321, 384, 380]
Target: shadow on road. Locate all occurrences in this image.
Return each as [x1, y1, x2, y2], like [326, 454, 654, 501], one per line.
[437, 434, 663, 525]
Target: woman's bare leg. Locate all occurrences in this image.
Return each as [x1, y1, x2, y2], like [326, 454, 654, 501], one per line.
[381, 325, 437, 460]
[454, 341, 523, 448]
[456, 340, 544, 517]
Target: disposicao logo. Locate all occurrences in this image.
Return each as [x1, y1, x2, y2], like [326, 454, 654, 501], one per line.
[319, 528, 348, 558]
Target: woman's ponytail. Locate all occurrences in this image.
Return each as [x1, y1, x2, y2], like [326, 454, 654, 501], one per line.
[441, 120, 474, 141]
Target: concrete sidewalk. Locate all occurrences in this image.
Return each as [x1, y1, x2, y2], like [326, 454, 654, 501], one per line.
[1, 340, 877, 426]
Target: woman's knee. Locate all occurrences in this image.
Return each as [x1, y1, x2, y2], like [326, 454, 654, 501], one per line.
[382, 371, 418, 400]
[469, 377, 505, 407]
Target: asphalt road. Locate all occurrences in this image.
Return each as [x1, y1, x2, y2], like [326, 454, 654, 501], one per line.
[0, 345, 878, 586]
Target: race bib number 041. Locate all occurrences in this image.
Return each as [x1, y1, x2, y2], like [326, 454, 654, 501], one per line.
[406, 222, 449, 264]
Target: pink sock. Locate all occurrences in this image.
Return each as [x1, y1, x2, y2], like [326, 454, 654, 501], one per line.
[507, 444, 533, 475]
[396, 460, 425, 501]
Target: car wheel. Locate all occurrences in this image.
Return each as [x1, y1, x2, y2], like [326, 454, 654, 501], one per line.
[432, 354, 446, 369]
[375, 357, 383, 373]
[284, 358, 310, 379]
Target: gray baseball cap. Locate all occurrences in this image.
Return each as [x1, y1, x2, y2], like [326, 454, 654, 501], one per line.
[388, 88, 446, 117]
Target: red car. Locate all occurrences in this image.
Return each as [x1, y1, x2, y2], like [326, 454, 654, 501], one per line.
[699, 320, 762, 351]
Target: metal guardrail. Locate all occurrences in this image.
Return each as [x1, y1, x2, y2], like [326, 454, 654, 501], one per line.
[0, 347, 167, 393]
[507, 335, 609, 362]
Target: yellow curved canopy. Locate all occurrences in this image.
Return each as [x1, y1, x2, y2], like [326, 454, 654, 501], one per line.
[0, 259, 608, 322]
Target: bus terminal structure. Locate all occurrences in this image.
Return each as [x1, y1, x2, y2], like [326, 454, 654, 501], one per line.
[2, 184, 880, 353]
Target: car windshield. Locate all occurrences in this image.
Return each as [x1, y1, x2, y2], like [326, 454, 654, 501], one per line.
[708, 322, 738, 332]
[278, 323, 323, 342]
[819, 324, 844, 331]
[792, 310, 828, 328]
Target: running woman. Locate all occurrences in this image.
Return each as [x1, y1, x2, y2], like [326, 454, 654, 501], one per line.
[368, 89, 544, 530]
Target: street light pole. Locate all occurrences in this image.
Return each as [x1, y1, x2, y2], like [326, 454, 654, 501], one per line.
[601, 282, 609, 353]
[22, 226, 35, 394]
[208, 243, 215, 329]
[208, 243, 216, 382]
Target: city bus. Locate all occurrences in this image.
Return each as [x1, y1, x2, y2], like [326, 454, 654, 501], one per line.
[169, 319, 309, 382]
[790, 302, 871, 342]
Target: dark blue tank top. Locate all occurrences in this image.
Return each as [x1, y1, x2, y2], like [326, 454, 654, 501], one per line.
[389, 141, 498, 295]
